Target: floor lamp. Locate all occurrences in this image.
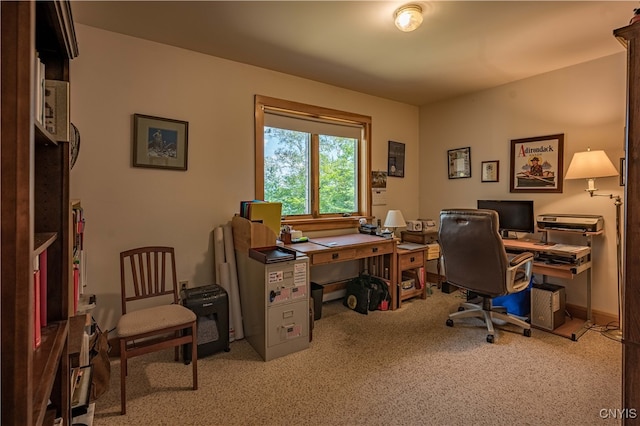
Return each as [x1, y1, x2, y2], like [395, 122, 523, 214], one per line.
[565, 148, 623, 341]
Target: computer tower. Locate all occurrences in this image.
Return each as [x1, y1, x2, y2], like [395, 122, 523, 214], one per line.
[531, 283, 566, 330]
[180, 284, 230, 362]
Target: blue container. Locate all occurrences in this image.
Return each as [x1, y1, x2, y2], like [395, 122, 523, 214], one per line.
[492, 281, 532, 317]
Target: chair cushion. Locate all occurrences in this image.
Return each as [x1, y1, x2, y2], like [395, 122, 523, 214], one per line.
[116, 304, 196, 338]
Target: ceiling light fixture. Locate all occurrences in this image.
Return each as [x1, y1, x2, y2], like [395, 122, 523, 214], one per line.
[394, 4, 423, 32]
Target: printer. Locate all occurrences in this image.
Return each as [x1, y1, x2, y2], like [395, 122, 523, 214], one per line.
[536, 214, 604, 232]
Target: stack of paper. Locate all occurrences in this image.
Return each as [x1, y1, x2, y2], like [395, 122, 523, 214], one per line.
[426, 243, 440, 257]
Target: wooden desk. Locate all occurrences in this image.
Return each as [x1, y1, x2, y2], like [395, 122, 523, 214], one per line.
[502, 235, 596, 341]
[284, 234, 398, 309]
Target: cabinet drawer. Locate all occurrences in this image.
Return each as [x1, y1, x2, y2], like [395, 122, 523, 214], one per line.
[355, 243, 393, 258]
[398, 252, 424, 269]
[312, 249, 356, 264]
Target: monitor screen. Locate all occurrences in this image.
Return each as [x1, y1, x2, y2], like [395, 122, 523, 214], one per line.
[477, 200, 534, 238]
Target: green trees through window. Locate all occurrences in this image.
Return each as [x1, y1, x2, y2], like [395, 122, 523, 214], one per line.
[255, 95, 371, 222]
[264, 127, 357, 216]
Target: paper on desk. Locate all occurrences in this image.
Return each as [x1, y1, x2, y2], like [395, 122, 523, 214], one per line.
[397, 242, 428, 250]
[547, 244, 589, 253]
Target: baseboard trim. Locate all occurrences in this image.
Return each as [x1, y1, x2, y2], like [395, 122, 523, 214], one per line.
[565, 303, 618, 328]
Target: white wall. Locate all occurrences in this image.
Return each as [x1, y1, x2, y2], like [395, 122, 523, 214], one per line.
[419, 53, 627, 316]
[70, 25, 420, 330]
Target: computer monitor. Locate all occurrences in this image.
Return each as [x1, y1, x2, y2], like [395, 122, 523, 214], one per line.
[477, 199, 535, 238]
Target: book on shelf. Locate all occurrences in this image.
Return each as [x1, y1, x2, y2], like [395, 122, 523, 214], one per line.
[33, 256, 41, 349]
[71, 365, 93, 416]
[39, 250, 48, 326]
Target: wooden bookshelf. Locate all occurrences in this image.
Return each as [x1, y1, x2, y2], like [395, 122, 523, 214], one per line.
[1, 1, 79, 424]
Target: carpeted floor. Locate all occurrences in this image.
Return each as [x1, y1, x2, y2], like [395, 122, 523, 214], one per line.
[92, 289, 622, 425]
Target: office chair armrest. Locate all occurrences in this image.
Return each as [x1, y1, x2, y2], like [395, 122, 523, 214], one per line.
[509, 252, 533, 267]
[505, 252, 534, 294]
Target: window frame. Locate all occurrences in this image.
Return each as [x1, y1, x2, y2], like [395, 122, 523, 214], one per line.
[255, 95, 372, 231]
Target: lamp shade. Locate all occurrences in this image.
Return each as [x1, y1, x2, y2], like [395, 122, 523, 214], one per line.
[565, 149, 619, 180]
[394, 4, 423, 32]
[384, 210, 407, 228]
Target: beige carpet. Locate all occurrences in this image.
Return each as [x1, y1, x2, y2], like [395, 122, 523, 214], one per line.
[92, 290, 622, 426]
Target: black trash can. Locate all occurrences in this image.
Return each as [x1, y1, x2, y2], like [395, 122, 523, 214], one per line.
[311, 282, 324, 321]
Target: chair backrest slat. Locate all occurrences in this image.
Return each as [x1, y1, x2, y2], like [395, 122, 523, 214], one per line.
[120, 246, 179, 314]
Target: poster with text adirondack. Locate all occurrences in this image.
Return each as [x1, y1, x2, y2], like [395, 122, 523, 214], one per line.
[510, 134, 564, 193]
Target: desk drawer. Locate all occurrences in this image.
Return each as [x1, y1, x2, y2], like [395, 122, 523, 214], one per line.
[312, 249, 356, 265]
[398, 252, 424, 269]
[355, 243, 393, 258]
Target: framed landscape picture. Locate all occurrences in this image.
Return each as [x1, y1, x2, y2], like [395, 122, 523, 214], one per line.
[133, 114, 189, 170]
[510, 134, 564, 193]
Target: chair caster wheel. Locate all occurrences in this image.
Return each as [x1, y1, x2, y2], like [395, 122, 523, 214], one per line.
[457, 306, 465, 312]
[486, 334, 494, 343]
[524, 328, 531, 337]
[446, 319, 454, 327]
[225, 347, 231, 352]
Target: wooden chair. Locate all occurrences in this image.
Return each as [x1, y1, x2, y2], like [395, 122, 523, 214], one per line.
[116, 246, 198, 415]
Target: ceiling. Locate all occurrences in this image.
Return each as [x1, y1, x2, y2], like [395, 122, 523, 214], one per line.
[70, 1, 637, 106]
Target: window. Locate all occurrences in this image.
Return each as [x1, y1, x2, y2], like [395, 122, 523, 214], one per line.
[255, 95, 372, 226]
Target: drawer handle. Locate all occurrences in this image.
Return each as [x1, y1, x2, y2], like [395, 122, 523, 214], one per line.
[410, 256, 415, 262]
[372, 247, 378, 253]
[332, 253, 339, 259]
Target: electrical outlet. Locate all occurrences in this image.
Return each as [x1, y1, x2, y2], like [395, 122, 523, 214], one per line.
[179, 280, 188, 290]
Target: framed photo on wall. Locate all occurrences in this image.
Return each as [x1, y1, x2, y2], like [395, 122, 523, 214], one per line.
[447, 147, 471, 179]
[388, 141, 405, 177]
[481, 160, 499, 182]
[133, 114, 189, 170]
[510, 134, 564, 193]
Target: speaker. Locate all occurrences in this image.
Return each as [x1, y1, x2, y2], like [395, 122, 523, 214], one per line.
[531, 283, 566, 330]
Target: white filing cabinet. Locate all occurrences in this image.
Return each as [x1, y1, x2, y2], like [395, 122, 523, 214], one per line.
[239, 254, 309, 361]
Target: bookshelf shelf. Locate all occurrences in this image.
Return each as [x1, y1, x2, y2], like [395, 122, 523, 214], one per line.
[32, 321, 69, 425]
[35, 232, 58, 256]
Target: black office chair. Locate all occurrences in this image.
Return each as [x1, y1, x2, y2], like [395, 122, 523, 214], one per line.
[439, 209, 534, 343]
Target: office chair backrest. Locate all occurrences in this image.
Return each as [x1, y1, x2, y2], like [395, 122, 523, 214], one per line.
[120, 246, 179, 314]
[439, 209, 510, 297]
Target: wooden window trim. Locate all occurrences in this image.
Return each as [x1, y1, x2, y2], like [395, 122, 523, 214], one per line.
[254, 95, 372, 229]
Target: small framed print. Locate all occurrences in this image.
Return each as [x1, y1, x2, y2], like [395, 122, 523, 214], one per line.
[388, 141, 405, 178]
[620, 157, 626, 186]
[133, 114, 189, 170]
[447, 147, 471, 179]
[481, 160, 499, 182]
[44, 79, 70, 142]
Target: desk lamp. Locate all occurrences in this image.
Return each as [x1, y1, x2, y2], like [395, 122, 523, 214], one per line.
[384, 210, 407, 238]
[565, 148, 623, 341]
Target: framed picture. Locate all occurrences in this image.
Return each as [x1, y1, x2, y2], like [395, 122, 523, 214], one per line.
[44, 79, 70, 142]
[620, 157, 626, 186]
[510, 134, 564, 193]
[388, 141, 405, 177]
[133, 114, 189, 170]
[447, 147, 471, 179]
[481, 160, 499, 182]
